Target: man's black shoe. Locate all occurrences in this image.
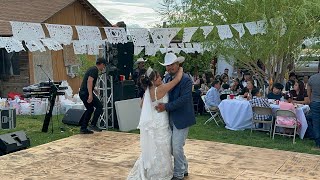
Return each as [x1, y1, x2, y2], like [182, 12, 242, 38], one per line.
[184, 172, 188, 177]
[88, 125, 102, 132]
[80, 129, 94, 134]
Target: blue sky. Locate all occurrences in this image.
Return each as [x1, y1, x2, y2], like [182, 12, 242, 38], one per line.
[89, 0, 163, 28]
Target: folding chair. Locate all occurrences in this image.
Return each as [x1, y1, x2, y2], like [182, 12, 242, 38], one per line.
[251, 106, 274, 138]
[201, 95, 221, 126]
[273, 109, 298, 144]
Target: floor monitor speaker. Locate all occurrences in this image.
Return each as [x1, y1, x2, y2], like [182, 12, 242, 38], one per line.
[62, 109, 86, 126]
[0, 131, 30, 155]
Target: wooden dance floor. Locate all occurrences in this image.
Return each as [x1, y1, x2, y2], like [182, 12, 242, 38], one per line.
[1, 131, 320, 179]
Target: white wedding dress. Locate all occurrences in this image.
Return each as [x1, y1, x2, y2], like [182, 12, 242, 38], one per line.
[127, 87, 173, 180]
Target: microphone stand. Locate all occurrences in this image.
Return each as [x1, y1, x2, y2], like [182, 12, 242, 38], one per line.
[37, 65, 59, 133]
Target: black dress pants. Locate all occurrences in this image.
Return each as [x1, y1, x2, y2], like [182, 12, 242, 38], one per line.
[79, 93, 103, 130]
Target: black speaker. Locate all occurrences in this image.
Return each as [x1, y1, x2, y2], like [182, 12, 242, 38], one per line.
[113, 80, 136, 101]
[62, 109, 86, 126]
[0, 131, 30, 155]
[115, 42, 134, 79]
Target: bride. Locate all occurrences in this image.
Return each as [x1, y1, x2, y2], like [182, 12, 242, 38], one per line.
[127, 67, 184, 180]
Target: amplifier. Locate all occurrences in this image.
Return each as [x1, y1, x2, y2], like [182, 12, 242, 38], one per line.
[0, 108, 16, 129]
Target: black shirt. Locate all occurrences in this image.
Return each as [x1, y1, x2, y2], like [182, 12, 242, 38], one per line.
[285, 80, 295, 91]
[80, 66, 99, 94]
[267, 92, 282, 100]
[290, 90, 308, 101]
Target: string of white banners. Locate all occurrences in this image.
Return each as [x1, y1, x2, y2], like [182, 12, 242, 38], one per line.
[0, 18, 286, 56]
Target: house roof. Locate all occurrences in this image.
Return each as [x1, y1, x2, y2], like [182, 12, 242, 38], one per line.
[0, 0, 112, 35]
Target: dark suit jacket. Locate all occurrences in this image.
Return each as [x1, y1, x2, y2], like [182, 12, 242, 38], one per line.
[164, 73, 196, 129]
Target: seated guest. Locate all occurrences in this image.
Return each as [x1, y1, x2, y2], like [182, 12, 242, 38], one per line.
[290, 80, 309, 104]
[240, 71, 251, 87]
[220, 73, 230, 86]
[230, 78, 244, 94]
[205, 80, 221, 111]
[277, 93, 300, 132]
[241, 71, 257, 87]
[239, 80, 255, 99]
[267, 83, 284, 100]
[199, 78, 209, 93]
[221, 83, 231, 94]
[285, 72, 297, 91]
[250, 88, 272, 127]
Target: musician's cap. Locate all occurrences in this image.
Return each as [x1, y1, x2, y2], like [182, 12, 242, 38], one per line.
[96, 58, 107, 65]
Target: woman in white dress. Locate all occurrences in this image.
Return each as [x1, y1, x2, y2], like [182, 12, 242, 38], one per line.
[127, 67, 184, 180]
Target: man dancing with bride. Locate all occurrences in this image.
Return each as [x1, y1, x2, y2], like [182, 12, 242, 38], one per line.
[127, 53, 196, 180]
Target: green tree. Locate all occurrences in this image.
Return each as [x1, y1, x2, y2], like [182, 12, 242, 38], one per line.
[159, 0, 320, 86]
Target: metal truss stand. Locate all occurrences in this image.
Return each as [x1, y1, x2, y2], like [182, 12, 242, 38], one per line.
[96, 73, 114, 130]
[96, 42, 114, 130]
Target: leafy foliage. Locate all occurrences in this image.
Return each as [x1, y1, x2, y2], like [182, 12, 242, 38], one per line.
[78, 55, 95, 77]
[159, 0, 320, 83]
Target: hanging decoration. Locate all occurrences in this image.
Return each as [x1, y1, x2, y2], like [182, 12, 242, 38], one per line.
[75, 26, 103, 55]
[25, 40, 46, 52]
[87, 42, 101, 55]
[200, 26, 214, 39]
[10, 21, 45, 41]
[75, 26, 102, 42]
[145, 43, 160, 56]
[170, 43, 181, 54]
[216, 25, 233, 40]
[5, 18, 275, 55]
[134, 46, 145, 55]
[40, 39, 63, 51]
[244, 22, 258, 35]
[256, 20, 267, 34]
[45, 24, 73, 45]
[149, 28, 180, 47]
[104, 27, 128, 44]
[231, 23, 245, 38]
[182, 43, 195, 53]
[192, 43, 204, 54]
[72, 41, 87, 55]
[129, 28, 150, 46]
[182, 27, 198, 42]
[0, 37, 25, 53]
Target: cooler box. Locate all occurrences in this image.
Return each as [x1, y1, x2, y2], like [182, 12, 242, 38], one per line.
[0, 108, 16, 129]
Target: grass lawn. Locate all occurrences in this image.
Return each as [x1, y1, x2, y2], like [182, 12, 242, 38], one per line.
[0, 115, 80, 147]
[1, 114, 320, 155]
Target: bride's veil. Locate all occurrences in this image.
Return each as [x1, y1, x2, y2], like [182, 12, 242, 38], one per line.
[137, 87, 157, 170]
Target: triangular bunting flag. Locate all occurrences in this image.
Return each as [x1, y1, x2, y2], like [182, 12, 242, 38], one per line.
[182, 27, 198, 42]
[244, 22, 258, 35]
[216, 25, 233, 40]
[134, 46, 144, 55]
[256, 20, 267, 34]
[200, 26, 214, 39]
[231, 23, 245, 38]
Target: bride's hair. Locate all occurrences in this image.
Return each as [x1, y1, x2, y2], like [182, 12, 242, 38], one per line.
[140, 70, 158, 89]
